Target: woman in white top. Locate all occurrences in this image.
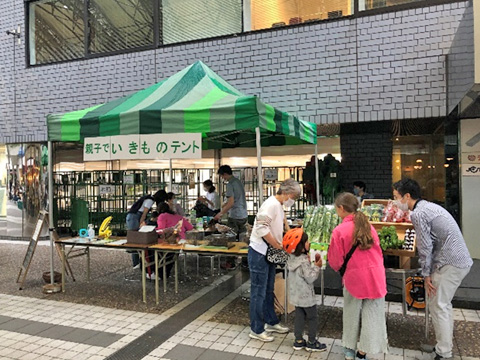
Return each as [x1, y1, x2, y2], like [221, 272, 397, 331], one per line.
[248, 178, 301, 342]
[199, 180, 220, 211]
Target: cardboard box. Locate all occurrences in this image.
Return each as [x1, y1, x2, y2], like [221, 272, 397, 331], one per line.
[127, 230, 158, 245]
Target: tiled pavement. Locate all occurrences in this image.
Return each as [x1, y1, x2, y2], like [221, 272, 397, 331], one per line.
[0, 276, 479, 360]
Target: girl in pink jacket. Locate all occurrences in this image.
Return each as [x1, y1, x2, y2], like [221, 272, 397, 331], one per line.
[327, 193, 388, 360]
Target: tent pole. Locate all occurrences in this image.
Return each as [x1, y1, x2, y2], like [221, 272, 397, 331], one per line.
[48, 141, 55, 284]
[255, 127, 264, 206]
[169, 159, 173, 191]
[315, 143, 320, 206]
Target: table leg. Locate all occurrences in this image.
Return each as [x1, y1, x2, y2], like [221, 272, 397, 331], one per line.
[86, 247, 91, 281]
[321, 268, 325, 306]
[141, 250, 146, 304]
[155, 250, 159, 305]
[175, 254, 178, 294]
[402, 271, 406, 316]
[61, 244, 66, 292]
[284, 267, 288, 323]
[163, 254, 167, 293]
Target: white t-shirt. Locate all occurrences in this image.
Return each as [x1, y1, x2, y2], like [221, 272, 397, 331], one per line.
[138, 198, 154, 213]
[250, 196, 285, 256]
[205, 191, 220, 210]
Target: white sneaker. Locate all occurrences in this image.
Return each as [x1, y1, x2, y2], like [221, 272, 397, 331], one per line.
[249, 331, 274, 342]
[133, 264, 140, 270]
[264, 323, 289, 334]
[146, 272, 156, 280]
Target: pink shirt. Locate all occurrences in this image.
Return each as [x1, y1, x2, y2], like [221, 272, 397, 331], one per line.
[327, 214, 387, 299]
[156, 213, 193, 239]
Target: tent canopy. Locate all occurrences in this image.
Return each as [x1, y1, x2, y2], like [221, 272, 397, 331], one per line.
[47, 61, 317, 148]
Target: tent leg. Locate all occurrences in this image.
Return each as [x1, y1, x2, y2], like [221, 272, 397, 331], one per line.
[48, 141, 55, 284]
[256, 127, 263, 206]
[315, 143, 320, 206]
[169, 159, 173, 191]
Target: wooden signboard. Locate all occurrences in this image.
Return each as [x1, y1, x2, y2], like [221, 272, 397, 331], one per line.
[17, 211, 47, 290]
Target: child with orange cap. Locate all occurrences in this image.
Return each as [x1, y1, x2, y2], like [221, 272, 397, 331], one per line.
[284, 228, 326, 352]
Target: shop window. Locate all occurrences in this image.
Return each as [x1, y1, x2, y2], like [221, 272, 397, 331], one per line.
[161, 0, 242, 45]
[358, 0, 423, 11]
[29, 0, 85, 65]
[88, 0, 154, 54]
[392, 134, 446, 204]
[248, 0, 352, 31]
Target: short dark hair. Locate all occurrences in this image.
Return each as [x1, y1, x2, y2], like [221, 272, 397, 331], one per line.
[166, 192, 175, 201]
[158, 202, 174, 215]
[393, 178, 421, 200]
[293, 232, 309, 256]
[217, 165, 232, 175]
[353, 181, 366, 191]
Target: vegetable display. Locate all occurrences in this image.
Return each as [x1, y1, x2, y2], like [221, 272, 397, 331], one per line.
[378, 226, 404, 251]
[303, 205, 341, 244]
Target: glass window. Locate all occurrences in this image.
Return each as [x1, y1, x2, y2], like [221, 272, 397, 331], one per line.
[358, 0, 423, 11]
[392, 133, 446, 204]
[29, 0, 85, 65]
[249, 0, 352, 31]
[161, 0, 242, 45]
[88, 0, 154, 54]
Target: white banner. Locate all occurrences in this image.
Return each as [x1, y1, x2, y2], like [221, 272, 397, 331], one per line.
[84, 133, 202, 161]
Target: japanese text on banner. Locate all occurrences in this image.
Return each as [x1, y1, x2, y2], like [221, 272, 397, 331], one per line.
[83, 133, 202, 161]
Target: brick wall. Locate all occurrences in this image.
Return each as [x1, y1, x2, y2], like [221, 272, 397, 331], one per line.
[340, 121, 393, 199]
[0, 1, 474, 143]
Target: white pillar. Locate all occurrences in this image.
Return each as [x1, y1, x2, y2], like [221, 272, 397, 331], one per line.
[256, 127, 263, 205]
[48, 141, 55, 284]
[315, 143, 320, 206]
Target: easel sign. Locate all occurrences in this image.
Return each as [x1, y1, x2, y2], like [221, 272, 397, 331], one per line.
[17, 210, 48, 290]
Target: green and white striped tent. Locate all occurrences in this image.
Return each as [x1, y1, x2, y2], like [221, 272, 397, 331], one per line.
[44, 62, 321, 284]
[47, 61, 317, 148]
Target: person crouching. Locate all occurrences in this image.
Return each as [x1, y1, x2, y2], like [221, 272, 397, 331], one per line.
[283, 228, 327, 353]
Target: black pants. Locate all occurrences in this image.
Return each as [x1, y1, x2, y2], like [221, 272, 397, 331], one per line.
[294, 305, 317, 343]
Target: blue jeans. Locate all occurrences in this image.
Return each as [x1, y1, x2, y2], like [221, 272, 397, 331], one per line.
[126, 212, 141, 267]
[248, 247, 279, 334]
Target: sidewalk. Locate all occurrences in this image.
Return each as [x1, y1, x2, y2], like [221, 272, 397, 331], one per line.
[1, 240, 479, 359]
[1, 276, 479, 360]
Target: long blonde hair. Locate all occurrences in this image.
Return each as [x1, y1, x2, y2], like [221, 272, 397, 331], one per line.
[334, 193, 373, 250]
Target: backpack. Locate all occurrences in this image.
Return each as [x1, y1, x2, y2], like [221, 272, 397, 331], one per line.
[193, 200, 218, 217]
[128, 195, 154, 214]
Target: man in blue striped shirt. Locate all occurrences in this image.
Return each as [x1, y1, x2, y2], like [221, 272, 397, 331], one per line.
[393, 179, 472, 360]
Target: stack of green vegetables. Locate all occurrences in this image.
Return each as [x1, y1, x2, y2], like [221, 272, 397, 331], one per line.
[303, 205, 341, 244]
[378, 226, 404, 251]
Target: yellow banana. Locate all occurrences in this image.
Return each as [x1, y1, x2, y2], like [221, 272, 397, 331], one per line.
[99, 216, 112, 240]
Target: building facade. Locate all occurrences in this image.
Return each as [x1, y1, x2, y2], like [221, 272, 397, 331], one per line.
[1, 0, 479, 257]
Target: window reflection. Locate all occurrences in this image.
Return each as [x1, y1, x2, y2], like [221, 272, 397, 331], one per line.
[88, 0, 154, 54]
[162, 0, 242, 44]
[29, 0, 85, 65]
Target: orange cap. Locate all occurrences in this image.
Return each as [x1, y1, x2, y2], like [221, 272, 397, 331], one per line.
[283, 228, 304, 254]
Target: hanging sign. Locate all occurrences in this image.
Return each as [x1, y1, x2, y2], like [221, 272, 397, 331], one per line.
[264, 169, 278, 181]
[99, 184, 115, 195]
[124, 174, 134, 185]
[84, 133, 202, 161]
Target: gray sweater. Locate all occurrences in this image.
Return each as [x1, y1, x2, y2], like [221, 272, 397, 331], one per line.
[287, 254, 321, 308]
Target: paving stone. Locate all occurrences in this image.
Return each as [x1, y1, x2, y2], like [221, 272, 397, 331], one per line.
[164, 344, 205, 360]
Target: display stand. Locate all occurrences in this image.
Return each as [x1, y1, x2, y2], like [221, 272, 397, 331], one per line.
[17, 211, 47, 289]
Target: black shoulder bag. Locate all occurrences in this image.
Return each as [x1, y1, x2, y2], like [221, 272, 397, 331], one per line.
[263, 238, 288, 265]
[339, 244, 358, 277]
